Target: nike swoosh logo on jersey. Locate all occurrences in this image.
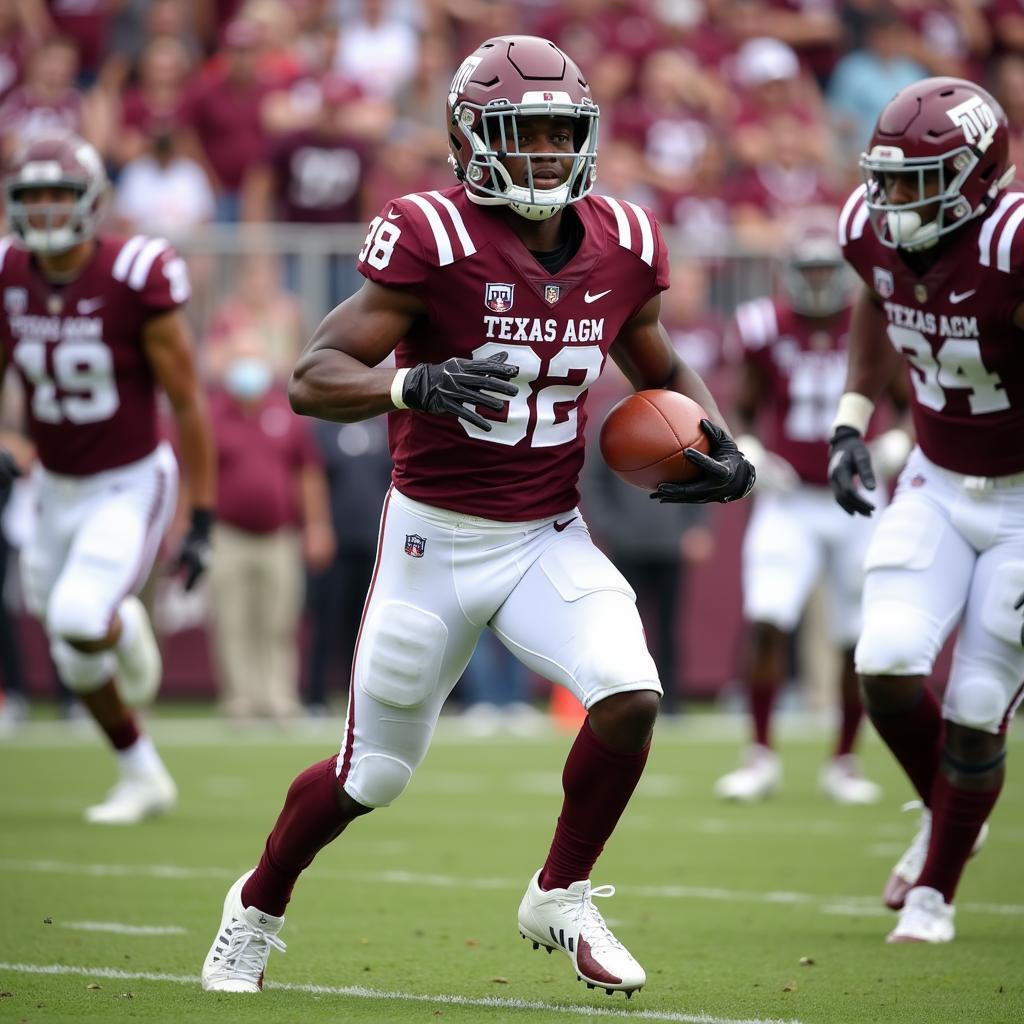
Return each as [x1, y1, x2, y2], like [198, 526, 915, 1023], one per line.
[949, 289, 976, 304]
[583, 289, 611, 303]
[77, 297, 104, 314]
[553, 516, 577, 532]
[387, 208, 401, 220]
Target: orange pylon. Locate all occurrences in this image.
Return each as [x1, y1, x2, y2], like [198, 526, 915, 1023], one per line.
[550, 685, 587, 731]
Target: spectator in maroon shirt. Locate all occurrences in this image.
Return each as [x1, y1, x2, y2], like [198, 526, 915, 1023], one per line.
[612, 48, 726, 195]
[728, 35, 828, 170]
[42, 0, 110, 84]
[993, 54, 1024, 176]
[0, 36, 93, 160]
[248, 72, 371, 225]
[990, 0, 1024, 56]
[115, 36, 196, 168]
[208, 331, 334, 722]
[183, 17, 272, 221]
[0, 0, 29, 103]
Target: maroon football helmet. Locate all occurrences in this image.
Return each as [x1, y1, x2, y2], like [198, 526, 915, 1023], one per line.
[780, 215, 852, 318]
[4, 130, 108, 254]
[860, 77, 1015, 250]
[446, 35, 599, 221]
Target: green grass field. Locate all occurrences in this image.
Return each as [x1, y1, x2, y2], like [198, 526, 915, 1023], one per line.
[1, 711, 1021, 1024]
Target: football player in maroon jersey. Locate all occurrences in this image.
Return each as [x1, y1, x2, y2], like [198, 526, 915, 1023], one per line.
[202, 35, 754, 997]
[830, 77, 1024, 942]
[0, 131, 216, 824]
[716, 220, 909, 806]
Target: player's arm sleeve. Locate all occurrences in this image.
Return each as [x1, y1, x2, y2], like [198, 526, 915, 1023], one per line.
[356, 199, 433, 296]
[138, 242, 192, 314]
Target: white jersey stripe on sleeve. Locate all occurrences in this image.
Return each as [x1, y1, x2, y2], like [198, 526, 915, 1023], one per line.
[622, 200, 654, 265]
[112, 235, 147, 282]
[838, 185, 867, 247]
[601, 195, 632, 251]
[850, 202, 869, 241]
[128, 237, 170, 291]
[427, 191, 476, 259]
[0, 236, 11, 274]
[404, 193, 454, 266]
[977, 191, 1023, 267]
[996, 200, 1024, 273]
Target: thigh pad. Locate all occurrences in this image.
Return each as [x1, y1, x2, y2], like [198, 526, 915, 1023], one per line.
[356, 600, 448, 709]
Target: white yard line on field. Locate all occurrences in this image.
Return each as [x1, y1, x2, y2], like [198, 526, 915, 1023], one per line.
[0, 962, 804, 1024]
[58, 921, 186, 936]
[3, 858, 1023, 918]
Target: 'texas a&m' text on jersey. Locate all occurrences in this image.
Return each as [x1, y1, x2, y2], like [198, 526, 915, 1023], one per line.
[357, 187, 669, 520]
[839, 184, 1024, 478]
[0, 234, 189, 476]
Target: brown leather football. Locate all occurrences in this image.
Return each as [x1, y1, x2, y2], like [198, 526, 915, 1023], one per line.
[598, 390, 711, 491]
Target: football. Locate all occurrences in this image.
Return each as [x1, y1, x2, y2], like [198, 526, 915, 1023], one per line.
[599, 390, 712, 491]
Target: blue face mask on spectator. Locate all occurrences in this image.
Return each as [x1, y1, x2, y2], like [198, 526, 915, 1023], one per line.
[225, 357, 272, 401]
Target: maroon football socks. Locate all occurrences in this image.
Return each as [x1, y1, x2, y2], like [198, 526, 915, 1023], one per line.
[749, 681, 778, 749]
[916, 772, 1002, 902]
[539, 720, 649, 892]
[102, 713, 141, 751]
[835, 685, 864, 758]
[242, 756, 353, 917]
[868, 686, 943, 803]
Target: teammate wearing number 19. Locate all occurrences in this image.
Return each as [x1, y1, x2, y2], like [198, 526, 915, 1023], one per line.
[201, 35, 753, 998]
[0, 131, 216, 823]
[830, 77, 1024, 943]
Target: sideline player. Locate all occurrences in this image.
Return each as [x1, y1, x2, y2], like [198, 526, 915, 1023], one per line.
[0, 131, 216, 823]
[716, 221, 908, 804]
[830, 77, 1024, 942]
[201, 35, 754, 997]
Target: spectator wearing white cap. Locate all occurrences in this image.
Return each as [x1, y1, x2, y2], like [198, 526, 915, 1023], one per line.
[729, 36, 829, 171]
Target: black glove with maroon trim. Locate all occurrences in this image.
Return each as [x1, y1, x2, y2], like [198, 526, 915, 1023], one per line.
[176, 508, 213, 591]
[828, 426, 876, 516]
[403, 352, 518, 432]
[650, 420, 756, 504]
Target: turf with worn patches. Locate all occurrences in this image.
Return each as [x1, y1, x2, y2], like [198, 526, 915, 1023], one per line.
[0, 713, 1021, 1024]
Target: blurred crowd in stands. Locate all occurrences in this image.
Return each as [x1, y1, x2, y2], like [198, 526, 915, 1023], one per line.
[0, 0, 1020, 246]
[0, 0, 1020, 728]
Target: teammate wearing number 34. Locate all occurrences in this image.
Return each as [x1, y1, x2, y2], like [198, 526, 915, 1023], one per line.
[201, 35, 753, 998]
[830, 77, 1024, 945]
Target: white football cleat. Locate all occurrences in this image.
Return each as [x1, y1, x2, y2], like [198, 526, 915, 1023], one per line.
[116, 596, 162, 707]
[518, 869, 645, 996]
[84, 765, 177, 825]
[886, 886, 955, 943]
[714, 744, 781, 802]
[819, 755, 882, 805]
[202, 871, 286, 992]
[884, 802, 989, 910]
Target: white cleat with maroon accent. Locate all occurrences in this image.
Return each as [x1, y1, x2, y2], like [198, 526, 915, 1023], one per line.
[884, 802, 989, 910]
[886, 886, 955, 944]
[202, 871, 286, 993]
[84, 766, 177, 825]
[517, 869, 645, 996]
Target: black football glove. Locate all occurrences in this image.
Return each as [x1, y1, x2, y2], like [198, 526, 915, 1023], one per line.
[402, 352, 518, 432]
[1014, 591, 1024, 647]
[0, 448, 21, 489]
[176, 508, 213, 591]
[828, 426, 876, 516]
[650, 420, 756, 504]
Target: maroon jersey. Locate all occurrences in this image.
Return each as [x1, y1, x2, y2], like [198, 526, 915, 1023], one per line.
[0, 234, 189, 475]
[269, 129, 369, 223]
[357, 187, 669, 520]
[840, 184, 1024, 477]
[733, 296, 853, 485]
